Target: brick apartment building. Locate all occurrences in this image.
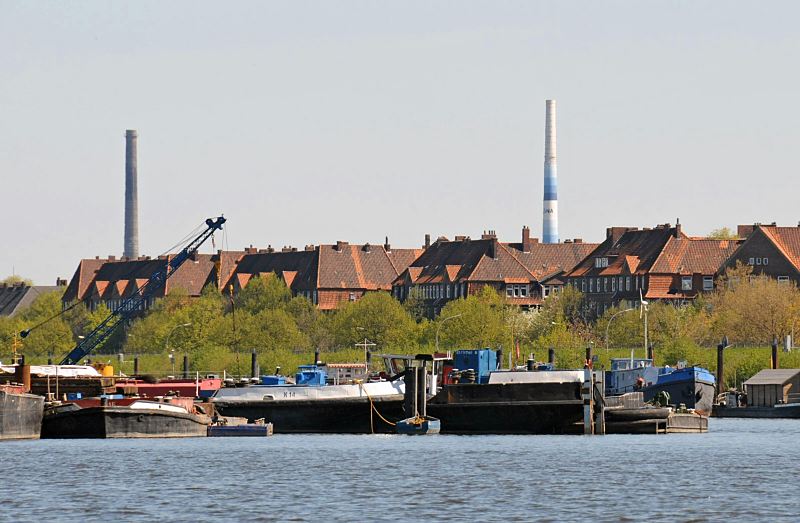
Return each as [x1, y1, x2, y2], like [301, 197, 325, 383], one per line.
[565, 222, 742, 316]
[227, 240, 422, 310]
[392, 227, 596, 316]
[723, 223, 800, 285]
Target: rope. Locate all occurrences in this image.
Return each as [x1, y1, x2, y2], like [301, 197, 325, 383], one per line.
[358, 382, 397, 430]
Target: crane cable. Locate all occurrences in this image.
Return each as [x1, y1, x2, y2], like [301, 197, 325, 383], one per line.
[20, 219, 210, 338]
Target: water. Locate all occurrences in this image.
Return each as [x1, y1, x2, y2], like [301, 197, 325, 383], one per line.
[2, 419, 799, 522]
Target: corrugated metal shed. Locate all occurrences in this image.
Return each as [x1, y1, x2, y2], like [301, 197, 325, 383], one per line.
[744, 369, 800, 407]
[744, 369, 800, 386]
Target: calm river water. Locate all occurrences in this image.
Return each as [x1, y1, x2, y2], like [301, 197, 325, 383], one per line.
[2, 419, 799, 522]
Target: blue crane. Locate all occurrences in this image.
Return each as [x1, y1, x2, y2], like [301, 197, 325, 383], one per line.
[21, 216, 226, 365]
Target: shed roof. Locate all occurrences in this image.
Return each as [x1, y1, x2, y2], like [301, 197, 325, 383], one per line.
[744, 369, 800, 386]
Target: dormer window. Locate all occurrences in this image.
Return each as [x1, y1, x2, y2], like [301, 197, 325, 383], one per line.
[595, 257, 609, 268]
[681, 276, 692, 291]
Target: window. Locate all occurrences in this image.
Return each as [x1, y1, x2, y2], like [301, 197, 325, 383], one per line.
[681, 276, 692, 291]
[349, 292, 356, 301]
[749, 257, 755, 265]
[604, 278, 608, 292]
[625, 277, 631, 291]
[764, 258, 769, 265]
[595, 257, 609, 268]
[756, 258, 762, 265]
[506, 287, 514, 297]
[589, 279, 594, 293]
[703, 276, 713, 291]
[520, 286, 528, 297]
[778, 276, 790, 283]
[611, 278, 616, 292]
[581, 279, 586, 292]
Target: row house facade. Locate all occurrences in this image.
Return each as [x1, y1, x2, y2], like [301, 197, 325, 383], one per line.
[228, 240, 422, 310]
[723, 223, 800, 285]
[63, 239, 422, 313]
[564, 222, 743, 316]
[62, 251, 242, 312]
[392, 227, 597, 316]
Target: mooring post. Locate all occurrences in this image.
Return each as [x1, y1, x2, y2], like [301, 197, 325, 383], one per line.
[647, 343, 654, 361]
[182, 355, 189, 379]
[133, 357, 139, 376]
[548, 347, 555, 367]
[772, 336, 779, 370]
[717, 336, 727, 394]
[582, 368, 594, 435]
[251, 349, 258, 378]
[403, 361, 418, 418]
[593, 370, 605, 435]
[585, 345, 593, 369]
[417, 361, 427, 418]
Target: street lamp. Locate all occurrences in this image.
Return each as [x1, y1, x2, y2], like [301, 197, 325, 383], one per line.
[605, 308, 635, 353]
[165, 323, 191, 375]
[436, 313, 464, 353]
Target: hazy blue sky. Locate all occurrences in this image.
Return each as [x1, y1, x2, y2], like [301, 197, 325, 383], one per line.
[3, 1, 799, 284]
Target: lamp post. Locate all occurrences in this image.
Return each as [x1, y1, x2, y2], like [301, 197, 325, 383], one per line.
[436, 313, 463, 353]
[605, 308, 635, 353]
[165, 323, 191, 375]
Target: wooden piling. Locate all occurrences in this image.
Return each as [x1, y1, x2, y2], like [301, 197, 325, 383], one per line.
[182, 355, 189, 379]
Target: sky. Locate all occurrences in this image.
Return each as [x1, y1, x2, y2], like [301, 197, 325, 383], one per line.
[2, 1, 800, 285]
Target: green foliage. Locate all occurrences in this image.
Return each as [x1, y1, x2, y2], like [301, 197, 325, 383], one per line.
[237, 274, 292, 314]
[707, 227, 737, 240]
[1, 275, 33, 285]
[331, 292, 419, 352]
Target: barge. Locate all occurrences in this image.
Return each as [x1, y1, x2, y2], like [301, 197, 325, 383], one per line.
[605, 358, 715, 415]
[0, 384, 44, 441]
[713, 368, 800, 418]
[42, 397, 211, 438]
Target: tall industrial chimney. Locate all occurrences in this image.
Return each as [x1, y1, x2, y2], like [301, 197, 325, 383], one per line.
[542, 100, 559, 244]
[124, 130, 139, 259]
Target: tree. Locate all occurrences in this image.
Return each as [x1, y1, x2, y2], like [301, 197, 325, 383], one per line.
[1, 275, 33, 286]
[435, 287, 510, 351]
[14, 291, 73, 358]
[236, 274, 292, 314]
[708, 227, 737, 240]
[331, 292, 419, 352]
[710, 262, 800, 345]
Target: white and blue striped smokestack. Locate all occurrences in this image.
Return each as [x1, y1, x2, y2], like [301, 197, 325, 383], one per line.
[542, 100, 559, 244]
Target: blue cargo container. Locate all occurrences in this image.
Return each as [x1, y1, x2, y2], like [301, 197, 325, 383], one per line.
[454, 349, 498, 384]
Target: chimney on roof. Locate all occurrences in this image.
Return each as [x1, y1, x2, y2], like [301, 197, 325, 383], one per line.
[335, 241, 348, 252]
[267, 245, 274, 253]
[424, 234, 430, 249]
[481, 230, 497, 240]
[488, 239, 498, 259]
[123, 129, 139, 259]
[56, 277, 68, 286]
[363, 243, 371, 253]
[522, 226, 531, 253]
[573, 238, 583, 243]
[674, 218, 682, 238]
[305, 244, 315, 252]
[108, 255, 116, 261]
[384, 236, 390, 252]
[737, 225, 755, 238]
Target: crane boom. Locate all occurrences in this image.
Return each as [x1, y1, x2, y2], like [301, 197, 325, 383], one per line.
[59, 216, 226, 365]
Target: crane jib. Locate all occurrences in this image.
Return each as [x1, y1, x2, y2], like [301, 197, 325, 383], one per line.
[59, 216, 226, 365]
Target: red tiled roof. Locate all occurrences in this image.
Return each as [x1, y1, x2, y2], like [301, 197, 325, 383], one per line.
[508, 242, 598, 279]
[760, 226, 800, 271]
[63, 258, 107, 303]
[567, 226, 681, 278]
[650, 237, 742, 275]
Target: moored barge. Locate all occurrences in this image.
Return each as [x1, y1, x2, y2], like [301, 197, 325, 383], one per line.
[0, 384, 44, 441]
